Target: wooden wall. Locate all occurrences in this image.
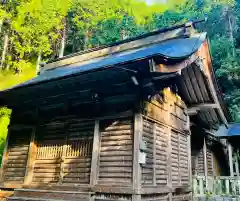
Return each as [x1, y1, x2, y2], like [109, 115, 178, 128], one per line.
[1, 88, 191, 201]
[98, 118, 133, 185]
[2, 128, 32, 184]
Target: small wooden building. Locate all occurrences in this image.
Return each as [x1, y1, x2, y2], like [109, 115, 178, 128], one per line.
[0, 23, 229, 201]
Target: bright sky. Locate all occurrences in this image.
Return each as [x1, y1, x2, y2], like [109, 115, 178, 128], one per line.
[144, 0, 167, 5]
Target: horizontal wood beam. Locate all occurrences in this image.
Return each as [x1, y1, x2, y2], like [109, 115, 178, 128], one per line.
[187, 103, 219, 115]
[154, 54, 198, 74]
[8, 125, 34, 130]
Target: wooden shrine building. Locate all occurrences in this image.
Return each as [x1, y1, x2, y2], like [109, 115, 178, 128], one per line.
[0, 22, 231, 201]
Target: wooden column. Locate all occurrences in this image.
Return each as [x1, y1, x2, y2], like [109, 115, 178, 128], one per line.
[132, 113, 142, 201]
[153, 123, 156, 186]
[24, 127, 36, 185]
[90, 120, 100, 186]
[235, 155, 239, 177]
[228, 142, 234, 177]
[166, 126, 172, 201]
[0, 128, 11, 182]
[203, 136, 208, 188]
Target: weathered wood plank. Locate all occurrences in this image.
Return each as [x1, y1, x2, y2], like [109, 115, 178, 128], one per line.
[90, 120, 100, 186]
[132, 112, 142, 193]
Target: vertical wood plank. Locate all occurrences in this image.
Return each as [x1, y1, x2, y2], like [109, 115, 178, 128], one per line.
[187, 133, 192, 188]
[90, 120, 100, 186]
[193, 178, 198, 194]
[178, 132, 181, 185]
[24, 127, 36, 185]
[199, 178, 204, 195]
[60, 121, 68, 184]
[203, 136, 208, 188]
[225, 179, 230, 195]
[132, 112, 142, 194]
[153, 123, 156, 186]
[166, 126, 172, 188]
[235, 155, 240, 177]
[0, 128, 10, 182]
[132, 194, 141, 201]
[228, 142, 234, 177]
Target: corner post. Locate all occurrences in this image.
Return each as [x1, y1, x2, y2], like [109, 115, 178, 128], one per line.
[153, 123, 157, 186]
[235, 155, 239, 177]
[90, 120, 100, 187]
[228, 141, 234, 177]
[132, 111, 143, 201]
[203, 136, 208, 189]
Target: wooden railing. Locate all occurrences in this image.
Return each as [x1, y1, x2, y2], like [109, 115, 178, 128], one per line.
[193, 176, 240, 196]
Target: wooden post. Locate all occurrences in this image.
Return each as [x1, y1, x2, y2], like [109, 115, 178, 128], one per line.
[225, 179, 230, 195]
[24, 127, 36, 185]
[153, 123, 156, 186]
[0, 129, 10, 182]
[228, 142, 234, 177]
[132, 112, 142, 201]
[235, 155, 239, 177]
[193, 177, 198, 194]
[199, 178, 204, 195]
[166, 126, 172, 188]
[203, 136, 208, 189]
[60, 121, 68, 184]
[90, 120, 100, 186]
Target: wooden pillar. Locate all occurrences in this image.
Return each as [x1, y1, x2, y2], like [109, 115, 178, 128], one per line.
[0, 128, 11, 182]
[132, 113, 142, 201]
[90, 120, 100, 186]
[24, 127, 36, 185]
[235, 155, 240, 177]
[203, 136, 208, 188]
[166, 126, 172, 189]
[153, 123, 156, 186]
[228, 142, 234, 177]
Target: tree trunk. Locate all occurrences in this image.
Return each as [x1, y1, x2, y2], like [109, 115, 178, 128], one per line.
[59, 18, 66, 58]
[0, 33, 9, 69]
[36, 52, 41, 74]
[84, 30, 89, 50]
[226, 7, 236, 58]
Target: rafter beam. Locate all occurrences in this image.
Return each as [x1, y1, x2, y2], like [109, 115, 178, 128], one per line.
[186, 103, 219, 115]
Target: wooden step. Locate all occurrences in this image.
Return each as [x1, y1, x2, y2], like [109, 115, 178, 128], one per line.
[7, 189, 93, 201]
[7, 197, 68, 201]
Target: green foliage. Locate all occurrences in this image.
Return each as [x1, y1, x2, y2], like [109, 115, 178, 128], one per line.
[0, 108, 11, 163]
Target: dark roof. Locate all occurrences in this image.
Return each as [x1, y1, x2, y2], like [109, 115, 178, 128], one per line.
[49, 19, 206, 64]
[215, 123, 240, 137]
[2, 33, 206, 91]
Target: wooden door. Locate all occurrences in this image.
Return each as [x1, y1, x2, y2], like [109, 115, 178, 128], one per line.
[3, 128, 32, 184]
[33, 122, 65, 184]
[62, 119, 94, 184]
[33, 119, 94, 185]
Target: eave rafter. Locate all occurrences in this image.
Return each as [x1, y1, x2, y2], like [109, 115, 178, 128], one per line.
[186, 103, 219, 116]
